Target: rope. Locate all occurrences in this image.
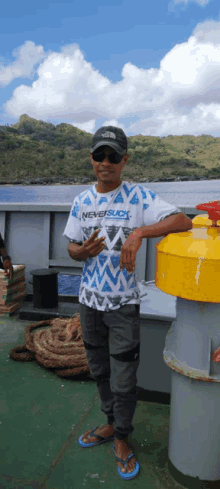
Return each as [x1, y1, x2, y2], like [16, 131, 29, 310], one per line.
[10, 313, 91, 377]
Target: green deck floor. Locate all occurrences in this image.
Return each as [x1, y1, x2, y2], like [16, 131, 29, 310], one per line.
[0, 314, 186, 489]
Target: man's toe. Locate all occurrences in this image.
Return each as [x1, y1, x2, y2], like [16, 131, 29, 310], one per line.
[127, 457, 136, 473]
[117, 462, 126, 473]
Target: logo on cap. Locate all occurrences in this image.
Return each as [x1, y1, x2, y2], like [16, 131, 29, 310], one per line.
[101, 131, 116, 139]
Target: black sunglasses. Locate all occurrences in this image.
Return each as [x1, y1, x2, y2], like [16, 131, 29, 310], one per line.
[92, 150, 125, 164]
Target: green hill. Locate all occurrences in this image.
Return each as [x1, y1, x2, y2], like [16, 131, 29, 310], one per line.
[0, 114, 220, 183]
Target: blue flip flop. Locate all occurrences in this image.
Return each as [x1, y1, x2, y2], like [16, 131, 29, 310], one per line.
[112, 443, 140, 480]
[78, 426, 114, 448]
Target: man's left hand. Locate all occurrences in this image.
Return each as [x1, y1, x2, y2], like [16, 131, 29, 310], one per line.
[3, 259, 13, 280]
[120, 228, 143, 273]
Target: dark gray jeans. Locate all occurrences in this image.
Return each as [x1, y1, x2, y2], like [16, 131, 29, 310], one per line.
[79, 303, 140, 440]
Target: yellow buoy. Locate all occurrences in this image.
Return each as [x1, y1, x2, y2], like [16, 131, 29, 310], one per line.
[156, 201, 220, 302]
[192, 214, 220, 228]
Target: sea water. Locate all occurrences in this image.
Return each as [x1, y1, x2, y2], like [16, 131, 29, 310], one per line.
[0, 179, 220, 206]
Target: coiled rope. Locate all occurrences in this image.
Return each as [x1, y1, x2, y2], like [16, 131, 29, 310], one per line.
[10, 313, 90, 377]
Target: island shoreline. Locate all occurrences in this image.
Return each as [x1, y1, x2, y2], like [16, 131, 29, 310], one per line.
[0, 176, 216, 186]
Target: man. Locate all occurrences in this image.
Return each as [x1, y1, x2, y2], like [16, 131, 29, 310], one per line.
[63, 126, 192, 480]
[0, 233, 13, 279]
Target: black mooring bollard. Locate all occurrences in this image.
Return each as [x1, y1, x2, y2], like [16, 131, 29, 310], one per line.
[30, 269, 59, 309]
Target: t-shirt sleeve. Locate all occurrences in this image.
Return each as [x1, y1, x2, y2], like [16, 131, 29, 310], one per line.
[141, 189, 181, 226]
[63, 197, 83, 243]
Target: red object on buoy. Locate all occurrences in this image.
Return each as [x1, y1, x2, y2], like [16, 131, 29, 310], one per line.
[196, 201, 220, 224]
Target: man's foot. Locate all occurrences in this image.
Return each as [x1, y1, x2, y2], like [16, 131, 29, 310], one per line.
[114, 437, 136, 474]
[82, 424, 114, 444]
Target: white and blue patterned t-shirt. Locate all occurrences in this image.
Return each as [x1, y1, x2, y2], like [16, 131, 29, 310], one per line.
[63, 181, 180, 311]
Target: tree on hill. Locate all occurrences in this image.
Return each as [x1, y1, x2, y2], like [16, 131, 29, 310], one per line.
[0, 114, 219, 182]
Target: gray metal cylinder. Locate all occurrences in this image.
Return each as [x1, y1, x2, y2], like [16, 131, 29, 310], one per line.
[169, 371, 220, 481]
[163, 297, 220, 482]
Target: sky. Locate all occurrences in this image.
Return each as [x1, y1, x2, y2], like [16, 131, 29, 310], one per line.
[1, 0, 220, 137]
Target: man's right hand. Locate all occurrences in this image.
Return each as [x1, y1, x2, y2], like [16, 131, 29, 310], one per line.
[68, 229, 106, 260]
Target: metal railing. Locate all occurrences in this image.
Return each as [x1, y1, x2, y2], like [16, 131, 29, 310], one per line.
[0, 199, 201, 294]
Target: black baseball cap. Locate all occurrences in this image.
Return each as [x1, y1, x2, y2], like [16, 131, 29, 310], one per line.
[90, 126, 128, 155]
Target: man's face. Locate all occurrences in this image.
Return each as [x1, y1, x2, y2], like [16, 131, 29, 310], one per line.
[90, 145, 129, 184]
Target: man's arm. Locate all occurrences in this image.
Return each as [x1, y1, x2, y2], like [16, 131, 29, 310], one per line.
[67, 242, 84, 261]
[137, 212, 192, 239]
[0, 246, 13, 279]
[67, 230, 106, 261]
[120, 212, 192, 273]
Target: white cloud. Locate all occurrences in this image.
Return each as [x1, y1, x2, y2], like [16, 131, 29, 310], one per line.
[173, 0, 210, 5]
[4, 23, 220, 137]
[73, 120, 96, 133]
[128, 103, 220, 136]
[0, 41, 45, 86]
[102, 120, 126, 131]
[193, 20, 220, 44]
[5, 44, 110, 121]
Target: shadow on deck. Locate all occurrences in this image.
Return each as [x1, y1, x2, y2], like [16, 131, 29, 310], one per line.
[0, 314, 186, 489]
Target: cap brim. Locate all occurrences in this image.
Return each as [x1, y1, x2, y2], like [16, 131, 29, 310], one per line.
[90, 141, 126, 155]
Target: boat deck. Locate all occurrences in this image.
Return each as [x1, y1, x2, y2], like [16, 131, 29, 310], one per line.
[0, 313, 186, 489]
